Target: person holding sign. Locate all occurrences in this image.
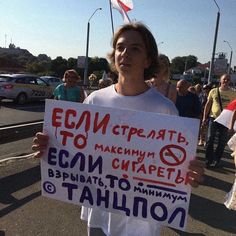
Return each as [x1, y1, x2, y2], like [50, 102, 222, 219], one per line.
[54, 69, 85, 103]
[32, 23, 204, 236]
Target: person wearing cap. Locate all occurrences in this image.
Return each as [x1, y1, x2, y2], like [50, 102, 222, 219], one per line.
[53, 69, 85, 102]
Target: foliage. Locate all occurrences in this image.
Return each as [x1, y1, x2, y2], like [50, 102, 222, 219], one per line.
[9, 43, 16, 49]
[0, 46, 206, 84]
[50, 56, 68, 77]
[171, 55, 198, 74]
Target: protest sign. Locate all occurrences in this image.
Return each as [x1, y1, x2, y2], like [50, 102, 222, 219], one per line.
[41, 99, 200, 230]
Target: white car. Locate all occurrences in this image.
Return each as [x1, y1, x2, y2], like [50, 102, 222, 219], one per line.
[40, 76, 62, 89]
[0, 74, 53, 104]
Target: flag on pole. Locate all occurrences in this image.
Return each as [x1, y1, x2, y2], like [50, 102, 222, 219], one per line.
[215, 99, 236, 131]
[110, 0, 133, 23]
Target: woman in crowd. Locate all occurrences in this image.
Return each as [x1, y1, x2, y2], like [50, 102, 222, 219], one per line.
[32, 23, 204, 236]
[146, 54, 177, 103]
[54, 69, 85, 102]
[198, 84, 212, 146]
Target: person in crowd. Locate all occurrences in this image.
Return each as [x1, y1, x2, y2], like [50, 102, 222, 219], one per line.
[53, 69, 85, 102]
[175, 79, 201, 118]
[146, 54, 177, 103]
[202, 74, 235, 168]
[98, 78, 113, 89]
[198, 84, 212, 146]
[194, 84, 202, 96]
[188, 85, 196, 94]
[32, 23, 204, 236]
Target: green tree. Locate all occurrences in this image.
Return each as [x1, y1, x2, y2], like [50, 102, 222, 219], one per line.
[37, 54, 51, 62]
[51, 56, 68, 77]
[9, 43, 16, 49]
[171, 56, 185, 74]
[171, 55, 198, 74]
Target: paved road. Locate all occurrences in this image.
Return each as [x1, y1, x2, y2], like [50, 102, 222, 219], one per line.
[0, 145, 236, 236]
[0, 101, 45, 127]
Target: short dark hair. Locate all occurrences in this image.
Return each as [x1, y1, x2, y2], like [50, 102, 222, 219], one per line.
[108, 22, 159, 80]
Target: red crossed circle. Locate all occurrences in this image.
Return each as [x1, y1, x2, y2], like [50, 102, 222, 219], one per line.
[160, 144, 186, 166]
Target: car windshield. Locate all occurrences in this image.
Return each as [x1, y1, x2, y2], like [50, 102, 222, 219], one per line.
[37, 78, 48, 86]
[0, 76, 14, 82]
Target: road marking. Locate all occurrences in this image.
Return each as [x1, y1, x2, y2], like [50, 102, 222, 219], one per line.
[0, 153, 35, 164]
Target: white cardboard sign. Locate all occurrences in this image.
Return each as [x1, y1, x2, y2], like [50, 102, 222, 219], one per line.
[41, 99, 200, 231]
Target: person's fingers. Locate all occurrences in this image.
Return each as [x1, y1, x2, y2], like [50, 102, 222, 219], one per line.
[36, 132, 49, 141]
[187, 170, 204, 188]
[32, 132, 49, 146]
[32, 144, 48, 152]
[187, 160, 205, 187]
[187, 177, 200, 188]
[188, 160, 205, 175]
[32, 151, 44, 159]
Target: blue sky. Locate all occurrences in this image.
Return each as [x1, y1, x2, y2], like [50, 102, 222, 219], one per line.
[0, 0, 235, 67]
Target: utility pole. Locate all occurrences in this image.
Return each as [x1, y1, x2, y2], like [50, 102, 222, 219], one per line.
[83, 8, 102, 86]
[223, 40, 233, 74]
[208, 0, 220, 84]
[5, 34, 7, 48]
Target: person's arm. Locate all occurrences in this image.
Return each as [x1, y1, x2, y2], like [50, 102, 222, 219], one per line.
[229, 110, 236, 132]
[229, 110, 236, 130]
[79, 86, 85, 103]
[169, 84, 177, 104]
[53, 85, 60, 100]
[202, 98, 213, 124]
[194, 94, 202, 118]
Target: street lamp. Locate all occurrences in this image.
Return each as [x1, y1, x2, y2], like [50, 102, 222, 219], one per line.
[208, 0, 220, 84]
[84, 8, 102, 86]
[223, 40, 233, 74]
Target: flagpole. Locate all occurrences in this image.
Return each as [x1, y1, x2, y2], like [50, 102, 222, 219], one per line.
[117, 1, 131, 23]
[123, 9, 131, 22]
[109, 0, 114, 36]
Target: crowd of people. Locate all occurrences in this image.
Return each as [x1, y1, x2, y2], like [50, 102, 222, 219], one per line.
[32, 22, 236, 235]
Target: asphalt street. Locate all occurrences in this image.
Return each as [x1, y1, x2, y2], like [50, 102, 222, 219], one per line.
[0, 145, 236, 236]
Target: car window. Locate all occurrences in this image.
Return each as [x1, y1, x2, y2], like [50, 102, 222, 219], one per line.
[36, 78, 48, 86]
[15, 77, 28, 84]
[0, 76, 13, 82]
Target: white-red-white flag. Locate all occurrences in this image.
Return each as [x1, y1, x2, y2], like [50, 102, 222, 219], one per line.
[215, 99, 236, 131]
[110, 0, 133, 23]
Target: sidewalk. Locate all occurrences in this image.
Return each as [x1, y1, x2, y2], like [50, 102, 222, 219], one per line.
[0, 146, 236, 236]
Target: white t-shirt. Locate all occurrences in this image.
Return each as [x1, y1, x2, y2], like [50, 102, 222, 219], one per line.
[81, 84, 178, 236]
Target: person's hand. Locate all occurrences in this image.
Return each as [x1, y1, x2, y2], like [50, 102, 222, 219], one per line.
[187, 160, 205, 187]
[32, 132, 49, 158]
[201, 118, 208, 127]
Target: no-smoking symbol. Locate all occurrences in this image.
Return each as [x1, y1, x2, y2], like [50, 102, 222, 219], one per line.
[160, 144, 186, 166]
